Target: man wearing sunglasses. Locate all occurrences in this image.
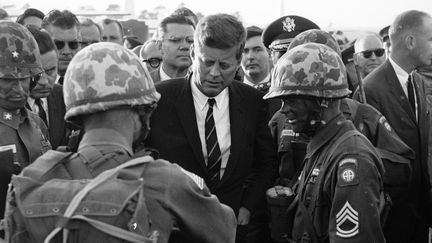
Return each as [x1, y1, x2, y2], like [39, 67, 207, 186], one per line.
[353, 34, 386, 79]
[150, 15, 195, 83]
[42, 9, 80, 85]
[354, 10, 432, 243]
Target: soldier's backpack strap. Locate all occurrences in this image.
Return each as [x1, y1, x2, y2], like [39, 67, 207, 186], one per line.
[21, 150, 74, 182]
[44, 155, 157, 243]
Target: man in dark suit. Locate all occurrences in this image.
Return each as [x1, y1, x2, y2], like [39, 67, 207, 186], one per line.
[146, 14, 278, 242]
[150, 15, 195, 83]
[353, 10, 432, 243]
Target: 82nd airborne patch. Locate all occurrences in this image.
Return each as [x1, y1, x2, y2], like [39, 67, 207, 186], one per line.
[338, 158, 359, 187]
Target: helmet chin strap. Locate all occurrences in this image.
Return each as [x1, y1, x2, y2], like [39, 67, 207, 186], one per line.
[301, 99, 328, 137]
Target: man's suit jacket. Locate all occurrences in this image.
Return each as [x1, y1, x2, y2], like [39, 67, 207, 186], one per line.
[146, 78, 278, 215]
[46, 84, 68, 149]
[354, 59, 430, 242]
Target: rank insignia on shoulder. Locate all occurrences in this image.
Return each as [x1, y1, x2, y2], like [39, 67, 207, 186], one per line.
[378, 116, 392, 132]
[3, 112, 12, 120]
[336, 201, 359, 238]
[338, 158, 358, 187]
[181, 168, 204, 190]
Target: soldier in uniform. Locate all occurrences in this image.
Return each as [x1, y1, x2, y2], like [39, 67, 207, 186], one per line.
[0, 21, 51, 236]
[4, 43, 236, 243]
[264, 43, 385, 242]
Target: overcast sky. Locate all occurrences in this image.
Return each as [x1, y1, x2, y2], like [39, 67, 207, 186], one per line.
[3, 0, 432, 31]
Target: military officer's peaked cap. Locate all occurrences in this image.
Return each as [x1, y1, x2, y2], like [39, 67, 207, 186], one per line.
[262, 15, 320, 51]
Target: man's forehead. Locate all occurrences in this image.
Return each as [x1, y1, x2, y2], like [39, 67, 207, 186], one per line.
[245, 36, 266, 48]
[48, 25, 78, 39]
[165, 23, 194, 36]
[197, 45, 238, 62]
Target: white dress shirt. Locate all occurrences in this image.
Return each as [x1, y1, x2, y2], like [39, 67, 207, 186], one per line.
[27, 97, 49, 125]
[389, 57, 417, 120]
[159, 66, 172, 82]
[191, 78, 231, 178]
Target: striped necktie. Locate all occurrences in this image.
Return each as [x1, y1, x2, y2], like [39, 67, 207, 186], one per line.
[205, 98, 221, 189]
[407, 75, 416, 113]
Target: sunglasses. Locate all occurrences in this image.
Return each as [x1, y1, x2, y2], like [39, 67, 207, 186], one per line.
[54, 40, 79, 50]
[80, 41, 99, 47]
[143, 57, 162, 68]
[360, 48, 385, 58]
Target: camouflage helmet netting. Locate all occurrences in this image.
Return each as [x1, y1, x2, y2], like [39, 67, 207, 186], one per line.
[64, 42, 161, 121]
[288, 29, 342, 57]
[264, 43, 351, 100]
[0, 20, 43, 79]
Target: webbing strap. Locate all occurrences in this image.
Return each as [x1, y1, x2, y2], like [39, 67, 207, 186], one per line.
[44, 156, 153, 243]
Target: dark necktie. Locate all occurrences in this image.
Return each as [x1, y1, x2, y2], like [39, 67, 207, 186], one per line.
[407, 75, 416, 113]
[205, 98, 221, 188]
[58, 76, 64, 85]
[35, 98, 48, 126]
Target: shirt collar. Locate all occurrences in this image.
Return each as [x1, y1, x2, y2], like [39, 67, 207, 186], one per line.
[306, 113, 347, 158]
[160, 66, 172, 81]
[0, 107, 28, 130]
[243, 73, 271, 87]
[389, 56, 410, 86]
[78, 128, 133, 156]
[190, 74, 229, 111]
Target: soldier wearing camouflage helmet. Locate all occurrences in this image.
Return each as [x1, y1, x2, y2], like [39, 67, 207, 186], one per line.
[0, 21, 51, 232]
[264, 43, 385, 242]
[4, 42, 236, 243]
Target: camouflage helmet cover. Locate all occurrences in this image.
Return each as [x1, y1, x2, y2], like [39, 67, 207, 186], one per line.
[0, 20, 43, 79]
[288, 29, 341, 57]
[64, 42, 161, 121]
[264, 43, 351, 100]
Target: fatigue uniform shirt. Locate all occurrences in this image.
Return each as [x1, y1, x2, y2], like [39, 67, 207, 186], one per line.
[75, 129, 237, 243]
[292, 114, 385, 243]
[0, 107, 51, 167]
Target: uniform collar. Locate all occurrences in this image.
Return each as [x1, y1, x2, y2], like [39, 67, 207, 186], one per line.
[0, 106, 28, 130]
[306, 113, 347, 158]
[78, 128, 133, 156]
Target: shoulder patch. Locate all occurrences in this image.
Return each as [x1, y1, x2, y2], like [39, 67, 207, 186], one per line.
[180, 168, 204, 190]
[338, 158, 358, 187]
[336, 201, 359, 238]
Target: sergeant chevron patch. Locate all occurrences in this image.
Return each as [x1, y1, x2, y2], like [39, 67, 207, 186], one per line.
[336, 201, 359, 238]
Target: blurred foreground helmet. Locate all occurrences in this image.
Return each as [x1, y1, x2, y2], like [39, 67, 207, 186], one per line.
[0, 20, 43, 79]
[64, 42, 161, 122]
[264, 43, 350, 100]
[289, 29, 341, 56]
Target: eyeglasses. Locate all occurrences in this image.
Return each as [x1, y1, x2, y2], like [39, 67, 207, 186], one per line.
[143, 57, 162, 68]
[80, 41, 99, 47]
[360, 48, 385, 58]
[54, 40, 79, 50]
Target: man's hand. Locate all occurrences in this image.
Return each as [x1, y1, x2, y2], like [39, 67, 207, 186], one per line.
[237, 206, 251, 225]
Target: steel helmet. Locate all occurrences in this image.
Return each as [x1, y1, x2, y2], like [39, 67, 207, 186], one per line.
[64, 42, 161, 122]
[288, 29, 341, 56]
[0, 20, 43, 79]
[264, 43, 350, 100]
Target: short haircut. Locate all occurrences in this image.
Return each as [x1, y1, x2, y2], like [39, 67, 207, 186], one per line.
[42, 9, 79, 29]
[80, 18, 102, 36]
[172, 7, 198, 25]
[389, 10, 431, 45]
[140, 39, 158, 59]
[26, 25, 57, 55]
[102, 18, 124, 36]
[246, 25, 263, 40]
[158, 15, 195, 40]
[194, 13, 246, 60]
[16, 8, 45, 25]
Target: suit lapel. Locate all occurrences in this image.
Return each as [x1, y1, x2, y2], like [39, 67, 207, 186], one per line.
[384, 61, 417, 123]
[174, 79, 207, 171]
[219, 82, 246, 186]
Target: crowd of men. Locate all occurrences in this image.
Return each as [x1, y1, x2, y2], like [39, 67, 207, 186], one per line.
[0, 5, 431, 243]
